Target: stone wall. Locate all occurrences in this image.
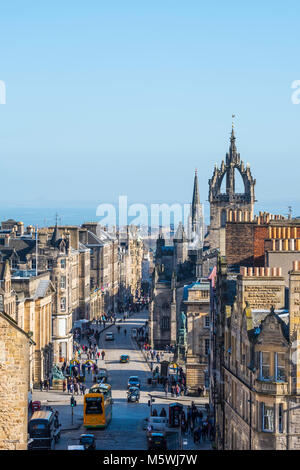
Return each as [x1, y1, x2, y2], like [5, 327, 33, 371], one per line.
[225, 222, 254, 267]
[0, 312, 30, 450]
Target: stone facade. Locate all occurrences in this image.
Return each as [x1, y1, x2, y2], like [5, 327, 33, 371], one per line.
[80, 223, 119, 313]
[118, 226, 143, 307]
[0, 311, 31, 450]
[11, 270, 55, 386]
[211, 256, 300, 450]
[184, 280, 210, 392]
[208, 128, 256, 253]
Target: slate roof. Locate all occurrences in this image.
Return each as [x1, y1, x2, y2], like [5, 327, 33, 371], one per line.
[34, 280, 51, 299]
[0, 238, 36, 262]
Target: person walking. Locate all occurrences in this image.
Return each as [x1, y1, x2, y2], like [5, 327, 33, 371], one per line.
[63, 379, 66, 393]
[164, 382, 168, 397]
[101, 350, 105, 361]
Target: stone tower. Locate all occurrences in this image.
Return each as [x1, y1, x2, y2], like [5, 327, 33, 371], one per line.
[208, 127, 256, 253]
[173, 222, 188, 267]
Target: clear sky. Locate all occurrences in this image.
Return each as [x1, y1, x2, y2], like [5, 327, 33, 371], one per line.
[0, 1, 300, 218]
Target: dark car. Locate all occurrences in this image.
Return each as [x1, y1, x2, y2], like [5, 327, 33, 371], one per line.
[147, 432, 167, 450]
[127, 376, 141, 389]
[120, 354, 130, 363]
[79, 434, 96, 450]
[127, 386, 140, 402]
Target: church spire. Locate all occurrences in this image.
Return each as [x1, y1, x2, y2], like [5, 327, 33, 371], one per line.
[192, 169, 200, 226]
[229, 126, 237, 161]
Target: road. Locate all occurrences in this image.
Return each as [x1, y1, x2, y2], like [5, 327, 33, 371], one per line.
[33, 309, 212, 450]
[57, 309, 153, 450]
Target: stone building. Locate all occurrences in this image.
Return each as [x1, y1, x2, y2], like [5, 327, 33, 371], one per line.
[80, 223, 119, 313]
[118, 226, 143, 308]
[0, 310, 32, 450]
[225, 210, 300, 271]
[0, 224, 81, 364]
[208, 128, 256, 253]
[211, 256, 300, 450]
[184, 280, 210, 392]
[11, 269, 55, 386]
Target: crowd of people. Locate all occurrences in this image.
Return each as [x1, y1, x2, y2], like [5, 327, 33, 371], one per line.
[181, 403, 215, 444]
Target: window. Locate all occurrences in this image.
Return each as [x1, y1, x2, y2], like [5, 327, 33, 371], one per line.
[205, 339, 210, 356]
[161, 316, 170, 330]
[221, 209, 227, 227]
[32, 258, 36, 269]
[275, 353, 286, 382]
[204, 370, 210, 388]
[59, 341, 67, 359]
[260, 352, 271, 380]
[205, 315, 210, 327]
[61, 258, 66, 268]
[262, 403, 274, 432]
[58, 318, 67, 336]
[85, 397, 103, 415]
[60, 275, 66, 289]
[279, 404, 283, 433]
[11, 258, 18, 269]
[60, 297, 66, 311]
[47, 259, 53, 269]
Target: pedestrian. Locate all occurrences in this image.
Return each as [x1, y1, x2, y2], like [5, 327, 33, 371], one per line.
[164, 383, 168, 397]
[101, 350, 105, 361]
[63, 379, 66, 393]
[40, 380, 43, 392]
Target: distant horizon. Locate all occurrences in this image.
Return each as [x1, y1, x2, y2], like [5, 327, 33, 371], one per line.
[0, 200, 298, 229]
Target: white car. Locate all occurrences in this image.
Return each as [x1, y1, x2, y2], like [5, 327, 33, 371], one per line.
[105, 332, 114, 341]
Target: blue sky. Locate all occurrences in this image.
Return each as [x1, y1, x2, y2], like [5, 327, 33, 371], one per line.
[0, 1, 300, 218]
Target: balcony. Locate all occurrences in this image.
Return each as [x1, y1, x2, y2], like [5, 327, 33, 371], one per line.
[255, 380, 288, 395]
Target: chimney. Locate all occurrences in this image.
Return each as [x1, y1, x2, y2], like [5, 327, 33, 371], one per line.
[4, 234, 10, 247]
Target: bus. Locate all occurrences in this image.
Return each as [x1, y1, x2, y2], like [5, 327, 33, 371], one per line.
[28, 410, 56, 450]
[84, 384, 113, 428]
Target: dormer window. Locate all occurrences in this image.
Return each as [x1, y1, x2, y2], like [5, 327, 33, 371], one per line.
[275, 353, 286, 382]
[259, 352, 271, 381]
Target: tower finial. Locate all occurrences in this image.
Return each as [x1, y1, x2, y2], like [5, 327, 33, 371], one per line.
[232, 114, 235, 129]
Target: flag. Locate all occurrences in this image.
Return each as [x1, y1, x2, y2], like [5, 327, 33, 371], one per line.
[208, 265, 217, 288]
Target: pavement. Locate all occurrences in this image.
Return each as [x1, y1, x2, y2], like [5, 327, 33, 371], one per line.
[32, 309, 212, 450]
